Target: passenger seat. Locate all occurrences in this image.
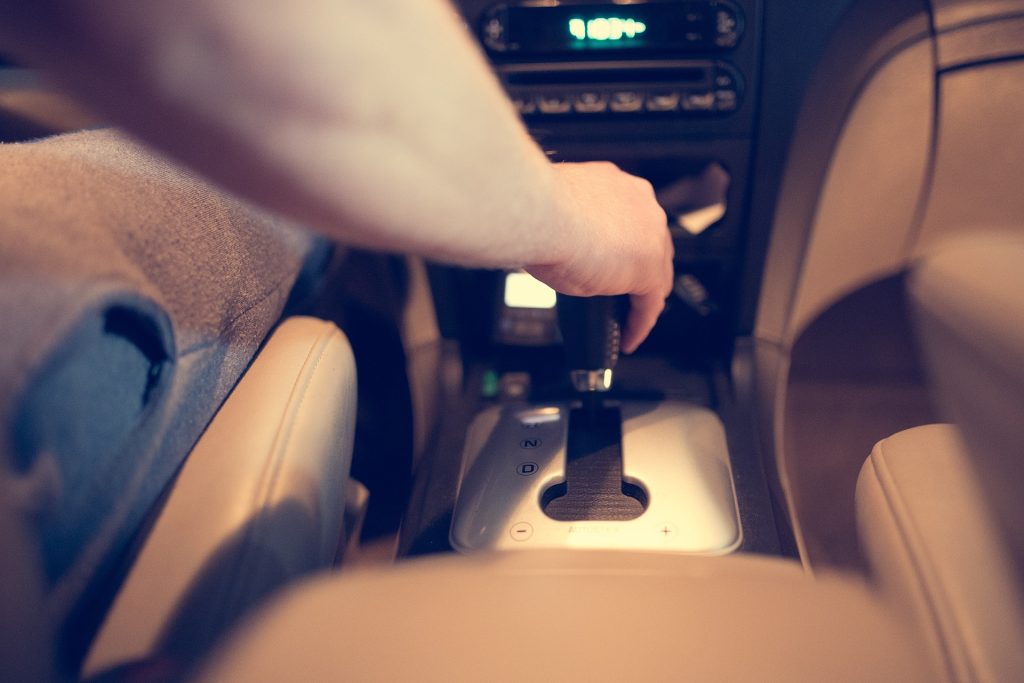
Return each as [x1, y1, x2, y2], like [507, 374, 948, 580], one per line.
[857, 232, 1024, 683]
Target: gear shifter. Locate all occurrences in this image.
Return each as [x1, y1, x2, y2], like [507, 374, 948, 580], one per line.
[556, 294, 626, 393]
[544, 293, 645, 520]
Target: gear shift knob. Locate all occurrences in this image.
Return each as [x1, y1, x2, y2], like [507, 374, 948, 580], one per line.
[556, 294, 626, 392]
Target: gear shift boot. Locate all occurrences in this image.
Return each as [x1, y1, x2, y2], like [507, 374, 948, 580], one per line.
[541, 404, 647, 521]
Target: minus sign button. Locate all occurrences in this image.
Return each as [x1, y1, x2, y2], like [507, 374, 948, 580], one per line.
[509, 522, 533, 541]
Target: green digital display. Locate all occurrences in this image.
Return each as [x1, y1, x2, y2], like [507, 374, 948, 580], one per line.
[484, 2, 742, 55]
[568, 17, 648, 42]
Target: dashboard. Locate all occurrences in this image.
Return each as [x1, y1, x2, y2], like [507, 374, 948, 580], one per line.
[451, 0, 763, 361]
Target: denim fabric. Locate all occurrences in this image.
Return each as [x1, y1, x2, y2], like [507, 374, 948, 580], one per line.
[0, 128, 314, 667]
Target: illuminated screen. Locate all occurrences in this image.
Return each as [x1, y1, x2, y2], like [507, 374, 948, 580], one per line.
[568, 17, 648, 43]
[504, 272, 557, 309]
[496, 2, 733, 53]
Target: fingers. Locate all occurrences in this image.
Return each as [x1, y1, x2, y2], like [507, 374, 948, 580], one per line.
[622, 229, 674, 354]
[622, 291, 665, 355]
[539, 160, 674, 353]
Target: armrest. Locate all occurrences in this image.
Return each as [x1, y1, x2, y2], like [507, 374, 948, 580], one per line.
[83, 316, 357, 676]
[195, 551, 935, 682]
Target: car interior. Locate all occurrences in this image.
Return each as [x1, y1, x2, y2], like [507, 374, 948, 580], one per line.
[1, 0, 1023, 681]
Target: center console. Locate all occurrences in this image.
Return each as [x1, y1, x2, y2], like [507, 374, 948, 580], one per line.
[399, 0, 780, 559]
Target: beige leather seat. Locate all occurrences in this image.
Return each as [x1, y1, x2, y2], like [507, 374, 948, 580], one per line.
[82, 316, 360, 679]
[858, 425, 1024, 682]
[856, 233, 1024, 683]
[196, 550, 928, 682]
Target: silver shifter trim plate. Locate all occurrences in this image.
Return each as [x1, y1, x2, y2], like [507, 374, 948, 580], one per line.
[450, 401, 742, 554]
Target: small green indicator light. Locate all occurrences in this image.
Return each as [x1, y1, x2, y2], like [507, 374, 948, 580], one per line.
[569, 17, 647, 42]
[481, 369, 500, 398]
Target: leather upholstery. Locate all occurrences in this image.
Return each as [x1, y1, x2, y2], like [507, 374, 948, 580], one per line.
[857, 425, 1024, 682]
[854, 231, 1024, 683]
[909, 231, 1024, 575]
[195, 551, 934, 682]
[83, 317, 357, 676]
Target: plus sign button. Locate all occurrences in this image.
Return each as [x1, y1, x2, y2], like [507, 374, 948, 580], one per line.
[657, 523, 678, 539]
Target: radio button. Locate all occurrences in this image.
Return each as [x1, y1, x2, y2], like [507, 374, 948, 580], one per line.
[715, 90, 739, 111]
[483, 18, 504, 45]
[609, 90, 645, 113]
[537, 93, 572, 114]
[682, 91, 717, 112]
[714, 6, 741, 48]
[481, 7, 508, 52]
[574, 91, 609, 114]
[646, 90, 681, 112]
[511, 94, 537, 115]
[714, 71, 737, 89]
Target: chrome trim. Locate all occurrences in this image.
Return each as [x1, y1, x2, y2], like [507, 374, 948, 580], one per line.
[569, 368, 613, 392]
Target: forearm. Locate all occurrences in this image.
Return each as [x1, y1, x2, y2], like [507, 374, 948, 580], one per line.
[0, 0, 674, 349]
[0, 0, 572, 268]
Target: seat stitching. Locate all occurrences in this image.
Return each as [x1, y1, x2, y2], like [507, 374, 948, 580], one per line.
[250, 320, 333, 540]
[870, 440, 971, 682]
[215, 321, 334, 626]
[266, 328, 336, 504]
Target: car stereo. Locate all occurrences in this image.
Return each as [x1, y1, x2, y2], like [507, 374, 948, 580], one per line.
[478, 1, 746, 119]
[481, 0, 744, 57]
[502, 60, 741, 117]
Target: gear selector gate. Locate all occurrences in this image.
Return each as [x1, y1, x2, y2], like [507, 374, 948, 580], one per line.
[541, 294, 646, 521]
[450, 292, 741, 554]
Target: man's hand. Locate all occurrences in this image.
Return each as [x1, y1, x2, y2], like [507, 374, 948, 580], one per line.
[527, 162, 674, 354]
